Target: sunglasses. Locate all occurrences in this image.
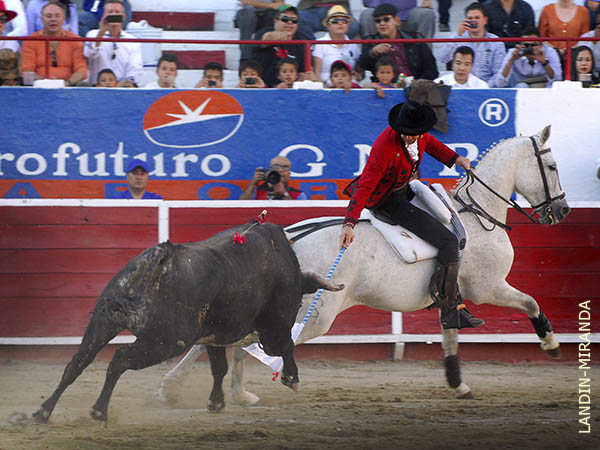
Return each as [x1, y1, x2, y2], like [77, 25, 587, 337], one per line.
[374, 16, 393, 24]
[278, 16, 298, 24]
[329, 18, 349, 25]
[0, 15, 9, 23]
[271, 164, 290, 170]
[50, 49, 57, 67]
[112, 42, 118, 60]
[522, 43, 540, 48]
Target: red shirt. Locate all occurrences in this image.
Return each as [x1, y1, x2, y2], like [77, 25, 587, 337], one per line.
[344, 127, 458, 224]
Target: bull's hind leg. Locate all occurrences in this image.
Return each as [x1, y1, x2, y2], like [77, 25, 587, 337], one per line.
[90, 336, 183, 421]
[206, 346, 227, 413]
[33, 316, 121, 423]
[468, 281, 560, 358]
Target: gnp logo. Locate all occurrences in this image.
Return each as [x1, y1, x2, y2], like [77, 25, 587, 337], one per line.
[478, 98, 510, 127]
[143, 91, 244, 148]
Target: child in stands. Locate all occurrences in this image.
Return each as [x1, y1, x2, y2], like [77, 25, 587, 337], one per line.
[236, 59, 266, 88]
[195, 61, 224, 88]
[329, 60, 359, 93]
[365, 56, 398, 98]
[144, 53, 178, 88]
[274, 57, 299, 88]
[96, 68, 118, 87]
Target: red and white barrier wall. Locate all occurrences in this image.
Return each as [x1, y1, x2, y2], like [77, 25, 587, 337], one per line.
[0, 200, 598, 363]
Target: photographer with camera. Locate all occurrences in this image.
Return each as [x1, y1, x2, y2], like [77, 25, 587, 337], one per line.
[84, 0, 141, 87]
[195, 62, 224, 88]
[495, 27, 562, 88]
[239, 156, 307, 200]
[439, 2, 506, 87]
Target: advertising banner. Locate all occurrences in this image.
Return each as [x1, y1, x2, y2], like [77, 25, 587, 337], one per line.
[1, 88, 516, 199]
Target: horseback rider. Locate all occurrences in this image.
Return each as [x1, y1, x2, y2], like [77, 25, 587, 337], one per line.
[339, 100, 484, 329]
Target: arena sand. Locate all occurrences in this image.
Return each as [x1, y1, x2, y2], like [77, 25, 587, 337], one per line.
[0, 358, 598, 450]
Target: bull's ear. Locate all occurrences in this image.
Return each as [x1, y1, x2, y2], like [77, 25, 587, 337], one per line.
[540, 125, 551, 146]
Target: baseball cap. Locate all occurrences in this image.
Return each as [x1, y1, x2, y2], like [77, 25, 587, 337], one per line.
[373, 3, 398, 18]
[278, 4, 298, 15]
[126, 158, 150, 173]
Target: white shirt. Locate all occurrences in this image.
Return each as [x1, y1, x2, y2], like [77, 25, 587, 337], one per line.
[1, 0, 27, 52]
[312, 32, 360, 84]
[435, 72, 489, 89]
[406, 140, 419, 162]
[85, 29, 143, 85]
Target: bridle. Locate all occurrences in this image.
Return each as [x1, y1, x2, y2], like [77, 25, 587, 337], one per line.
[454, 136, 565, 231]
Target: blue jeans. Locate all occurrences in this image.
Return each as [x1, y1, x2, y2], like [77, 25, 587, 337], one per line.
[438, 0, 452, 25]
[298, 6, 360, 40]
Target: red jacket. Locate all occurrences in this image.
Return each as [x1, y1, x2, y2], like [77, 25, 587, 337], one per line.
[344, 127, 458, 224]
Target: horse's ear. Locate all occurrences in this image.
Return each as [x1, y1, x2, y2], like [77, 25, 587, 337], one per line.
[540, 125, 551, 146]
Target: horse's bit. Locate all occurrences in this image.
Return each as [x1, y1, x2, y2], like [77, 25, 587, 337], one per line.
[454, 136, 565, 231]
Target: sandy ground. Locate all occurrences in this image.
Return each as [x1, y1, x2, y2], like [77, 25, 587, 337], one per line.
[0, 358, 598, 450]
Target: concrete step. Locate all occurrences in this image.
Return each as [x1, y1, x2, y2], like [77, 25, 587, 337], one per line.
[164, 50, 226, 69]
[131, 12, 215, 31]
[161, 31, 240, 70]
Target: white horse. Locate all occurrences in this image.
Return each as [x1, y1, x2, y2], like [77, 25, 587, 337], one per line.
[158, 125, 570, 405]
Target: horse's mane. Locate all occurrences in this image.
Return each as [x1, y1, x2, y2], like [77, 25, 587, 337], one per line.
[451, 134, 527, 192]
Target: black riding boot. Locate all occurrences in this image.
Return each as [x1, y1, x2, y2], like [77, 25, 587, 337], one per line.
[429, 262, 485, 330]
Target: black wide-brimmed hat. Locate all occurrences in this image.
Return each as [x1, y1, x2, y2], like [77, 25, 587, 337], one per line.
[388, 101, 437, 135]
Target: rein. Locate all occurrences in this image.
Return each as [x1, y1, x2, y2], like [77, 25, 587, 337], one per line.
[454, 136, 565, 231]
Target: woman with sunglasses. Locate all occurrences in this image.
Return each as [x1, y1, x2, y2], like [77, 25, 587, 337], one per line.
[312, 5, 360, 84]
[20, 1, 87, 86]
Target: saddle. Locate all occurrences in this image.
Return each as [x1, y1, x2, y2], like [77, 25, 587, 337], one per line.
[361, 181, 467, 264]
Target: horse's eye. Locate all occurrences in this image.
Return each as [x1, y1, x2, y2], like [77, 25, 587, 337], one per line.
[548, 165, 556, 171]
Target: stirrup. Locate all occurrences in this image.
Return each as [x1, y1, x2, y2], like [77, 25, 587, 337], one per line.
[441, 304, 485, 330]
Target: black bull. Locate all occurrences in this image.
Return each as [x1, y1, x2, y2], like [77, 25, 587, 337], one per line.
[33, 222, 343, 423]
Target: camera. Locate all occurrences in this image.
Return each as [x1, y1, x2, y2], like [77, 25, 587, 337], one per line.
[521, 46, 535, 56]
[245, 77, 257, 85]
[466, 20, 478, 29]
[263, 169, 281, 185]
[208, 80, 216, 87]
[106, 15, 124, 23]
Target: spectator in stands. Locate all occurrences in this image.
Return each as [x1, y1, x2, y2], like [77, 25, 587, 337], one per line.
[329, 59, 360, 91]
[296, 0, 359, 40]
[357, 3, 438, 81]
[195, 61, 224, 88]
[435, 46, 489, 88]
[26, 0, 78, 35]
[570, 44, 599, 85]
[237, 58, 267, 88]
[484, 0, 535, 49]
[274, 56, 299, 88]
[144, 53, 178, 88]
[585, 0, 599, 29]
[1, 0, 27, 52]
[95, 67, 117, 86]
[21, 2, 87, 85]
[539, 0, 590, 57]
[235, 0, 283, 62]
[312, 5, 360, 84]
[0, 1, 17, 52]
[79, 0, 131, 37]
[495, 27, 563, 87]
[84, 0, 141, 87]
[252, 4, 315, 87]
[439, 2, 506, 87]
[0, 47, 22, 85]
[364, 55, 399, 98]
[239, 156, 307, 200]
[360, 1, 435, 40]
[578, 8, 600, 71]
[120, 159, 162, 200]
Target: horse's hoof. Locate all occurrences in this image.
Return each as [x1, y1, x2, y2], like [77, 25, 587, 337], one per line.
[281, 375, 299, 392]
[32, 409, 49, 424]
[90, 408, 107, 421]
[457, 390, 474, 399]
[233, 391, 260, 406]
[455, 383, 474, 399]
[207, 400, 225, 413]
[545, 347, 561, 359]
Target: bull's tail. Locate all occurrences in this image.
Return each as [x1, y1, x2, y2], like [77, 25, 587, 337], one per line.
[301, 271, 344, 294]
